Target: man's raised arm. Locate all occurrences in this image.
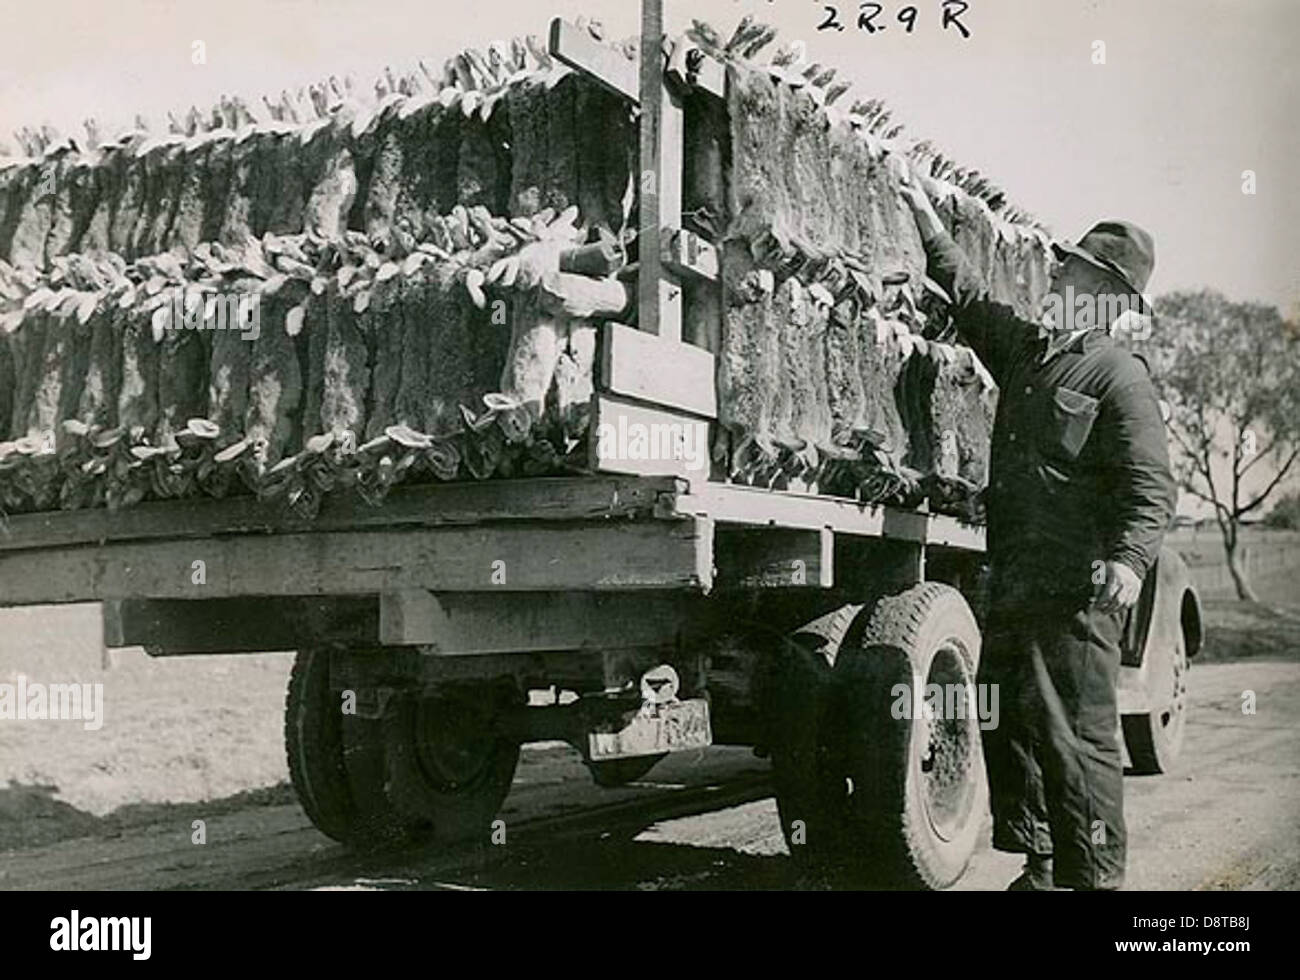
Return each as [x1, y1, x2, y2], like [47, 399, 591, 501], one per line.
[895, 161, 1040, 385]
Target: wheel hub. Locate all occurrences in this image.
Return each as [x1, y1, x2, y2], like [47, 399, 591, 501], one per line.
[920, 643, 978, 843]
[412, 694, 497, 792]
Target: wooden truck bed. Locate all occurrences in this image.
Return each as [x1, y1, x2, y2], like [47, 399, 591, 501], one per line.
[0, 474, 983, 656]
[0, 475, 982, 604]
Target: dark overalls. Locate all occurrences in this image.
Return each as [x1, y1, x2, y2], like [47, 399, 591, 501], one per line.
[922, 231, 1177, 889]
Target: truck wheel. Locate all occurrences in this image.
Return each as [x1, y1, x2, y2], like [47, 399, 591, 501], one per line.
[285, 649, 430, 847]
[381, 684, 521, 842]
[842, 583, 986, 889]
[763, 586, 985, 888]
[1123, 631, 1189, 774]
[285, 649, 358, 842]
[758, 627, 849, 884]
[586, 754, 667, 788]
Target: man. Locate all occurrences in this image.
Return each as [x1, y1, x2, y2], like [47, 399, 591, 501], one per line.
[899, 172, 1177, 890]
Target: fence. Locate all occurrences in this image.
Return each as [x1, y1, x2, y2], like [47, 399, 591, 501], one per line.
[1170, 529, 1300, 597]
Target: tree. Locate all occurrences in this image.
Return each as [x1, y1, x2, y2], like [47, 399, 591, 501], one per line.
[1264, 491, 1300, 530]
[1136, 289, 1300, 601]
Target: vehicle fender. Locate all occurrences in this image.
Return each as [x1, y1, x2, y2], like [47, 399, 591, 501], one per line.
[1121, 545, 1202, 670]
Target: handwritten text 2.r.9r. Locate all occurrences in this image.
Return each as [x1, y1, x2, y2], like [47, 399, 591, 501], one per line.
[817, 1, 972, 39]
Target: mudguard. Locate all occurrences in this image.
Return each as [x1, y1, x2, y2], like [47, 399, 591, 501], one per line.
[1118, 545, 1202, 715]
[1121, 545, 1202, 668]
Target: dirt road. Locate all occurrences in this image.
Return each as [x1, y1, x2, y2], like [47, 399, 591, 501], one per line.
[2, 651, 1297, 891]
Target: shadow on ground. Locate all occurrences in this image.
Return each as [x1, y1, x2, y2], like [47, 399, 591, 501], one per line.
[427, 838, 800, 891]
[0, 779, 295, 853]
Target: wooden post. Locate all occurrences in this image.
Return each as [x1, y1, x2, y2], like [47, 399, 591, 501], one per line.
[637, 0, 684, 341]
[99, 602, 113, 670]
[551, 4, 723, 480]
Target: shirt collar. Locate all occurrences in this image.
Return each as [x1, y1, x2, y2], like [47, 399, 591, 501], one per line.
[1037, 321, 1094, 365]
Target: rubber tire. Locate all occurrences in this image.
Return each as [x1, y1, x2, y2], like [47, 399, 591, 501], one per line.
[757, 627, 845, 886]
[285, 649, 357, 842]
[1123, 631, 1189, 774]
[285, 649, 428, 848]
[381, 687, 521, 843]
[764, 585, 986, 889]
[842, 583, 986, 889]
[342, 712, 433, 848]
[586, 754, 667, 788]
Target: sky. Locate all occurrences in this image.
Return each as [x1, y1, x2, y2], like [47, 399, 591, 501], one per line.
[1, 0, 1296, 514]
[1, 0, 1295, 313]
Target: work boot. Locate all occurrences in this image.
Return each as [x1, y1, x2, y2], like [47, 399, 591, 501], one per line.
[1007, 854, 1064, 891]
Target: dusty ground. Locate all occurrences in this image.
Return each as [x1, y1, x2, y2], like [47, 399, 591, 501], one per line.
[1, 559, 1297, 891]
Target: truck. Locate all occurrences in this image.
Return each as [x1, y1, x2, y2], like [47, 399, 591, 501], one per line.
[0, 3, 1202, 889]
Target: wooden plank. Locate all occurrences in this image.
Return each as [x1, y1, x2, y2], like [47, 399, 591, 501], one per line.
[665, 36, 726, 99]
[637, 0, 683, 342]
[0, 476, 680, 553]
[882, 508, 985, 550]
[714, 527, 833, 589]
[0, 519, 714, 606]
[644, 272, 684, 342]
[380, 589, 440, 647]
[695, 515, 715, 593]
[819, 525, 835, 585]
[927, 514, 987, 551]
[379, 590, 699, 650]
[589, 394, 712, 484]
[881, 508, 930, 542]
[549, 18, 639, 101]
[549, 19, 725, 103]
[905, 541, 926, 584]
[670, 482, 986, 553]
[663, 228, 719, 281]
[331, 647, 607, 689]
[600, 321, 717, 418]
[104, 597, 378, 652]
[673, 483, 885, 536]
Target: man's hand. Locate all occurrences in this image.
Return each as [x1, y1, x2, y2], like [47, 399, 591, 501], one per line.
[1093, 560, 1142, 613]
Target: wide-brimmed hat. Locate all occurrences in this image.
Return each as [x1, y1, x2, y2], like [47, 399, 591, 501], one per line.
[1052, 220, 1155, 314]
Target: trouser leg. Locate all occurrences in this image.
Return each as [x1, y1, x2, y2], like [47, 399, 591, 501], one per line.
[979, 601, 1052, 857]
[1029, 601, 1127, 890]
